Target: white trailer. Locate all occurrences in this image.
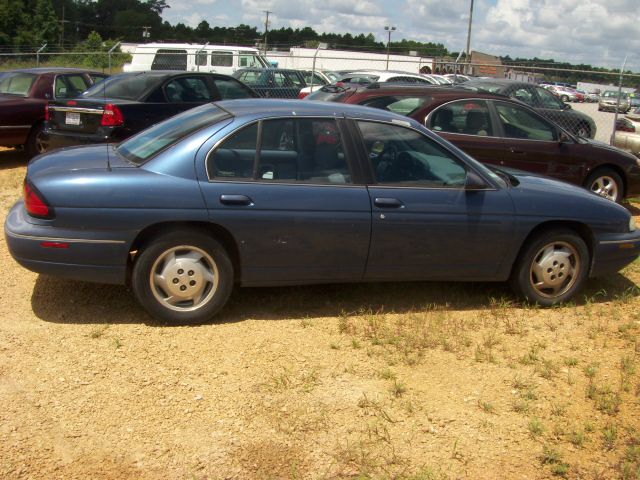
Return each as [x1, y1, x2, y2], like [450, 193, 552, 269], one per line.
[268, 47, 434, 74]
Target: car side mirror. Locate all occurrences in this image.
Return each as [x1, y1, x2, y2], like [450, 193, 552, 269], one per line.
[465, 170, 489, 191]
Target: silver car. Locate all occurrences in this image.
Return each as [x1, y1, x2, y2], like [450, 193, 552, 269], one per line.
[612, 108, 640, 156]
[599, 90, 630, 113]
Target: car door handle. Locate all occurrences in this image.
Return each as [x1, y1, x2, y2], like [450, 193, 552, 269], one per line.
[219, 194, 253, 206]
[510, 148, 526, 155]
[374, 197, 404, 208]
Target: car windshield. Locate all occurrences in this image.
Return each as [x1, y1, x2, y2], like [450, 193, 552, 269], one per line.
[116, 104, 230, 165]
[603, 91, 627, 99]
[83, 73, 162, 100]
[0, 72, 37, 96]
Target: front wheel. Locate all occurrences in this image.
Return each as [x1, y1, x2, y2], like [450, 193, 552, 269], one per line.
[510, 230, 589, 306]
[585, 168, 623, 203]
[132, 230, 234, 324]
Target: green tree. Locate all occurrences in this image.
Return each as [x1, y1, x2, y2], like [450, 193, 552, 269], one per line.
[34, 0, 60, 45]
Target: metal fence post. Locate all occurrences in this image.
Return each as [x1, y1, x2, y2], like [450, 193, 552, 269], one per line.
[108, 42, 121, 74]
[36, 43, 47, 67]
[611, 55, 628, 146]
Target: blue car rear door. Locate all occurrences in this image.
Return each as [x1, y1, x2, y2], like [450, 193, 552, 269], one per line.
[196, 116, 372, 286]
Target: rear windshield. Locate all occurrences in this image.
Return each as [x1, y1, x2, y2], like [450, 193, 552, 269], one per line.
[307, 84, 359, 102]
[0, 72, 37, 96]
[82, 74, 162, 100]
[602, 90, 628, 98]
[116, 104, 230, 165]
[462, 82, 503, 94]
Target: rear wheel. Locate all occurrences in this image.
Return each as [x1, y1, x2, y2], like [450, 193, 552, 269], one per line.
[561, 95, 569, 102]
[132, 230, 234, 324]
[585, 168, 623, 203]
[25, 122, 47, 158]
[510, 229, 589, 306]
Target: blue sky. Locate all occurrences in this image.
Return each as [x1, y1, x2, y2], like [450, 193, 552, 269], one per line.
[162, 0, 640, 72]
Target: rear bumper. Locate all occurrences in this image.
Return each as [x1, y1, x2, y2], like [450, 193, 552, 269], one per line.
[43, 128, 110, 151]
[591, 230, 640, 277]
[4, 202, 129, 285]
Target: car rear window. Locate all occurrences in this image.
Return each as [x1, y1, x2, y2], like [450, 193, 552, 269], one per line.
[0, 72, 37, 96]
[83, 74, 162, 100]
[116, 104, 230, 165]
[307, 85, 359, 102]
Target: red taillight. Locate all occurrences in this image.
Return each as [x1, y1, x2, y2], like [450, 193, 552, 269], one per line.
[24, 180, 52, 219]
[101, 103, 124, 127]
[298, 92, 309, 99]
[44, 104, 50, 121]
[67, 100, 77, 106]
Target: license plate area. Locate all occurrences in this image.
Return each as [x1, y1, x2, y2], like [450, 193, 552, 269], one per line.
[65, 112, 81, 125]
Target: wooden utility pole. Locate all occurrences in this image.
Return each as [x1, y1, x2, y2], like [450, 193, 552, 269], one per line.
[263, 11, 272, 55]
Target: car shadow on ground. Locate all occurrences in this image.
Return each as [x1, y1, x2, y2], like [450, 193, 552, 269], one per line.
[0, 148, 28, 170]
[31, 272, 640, 326]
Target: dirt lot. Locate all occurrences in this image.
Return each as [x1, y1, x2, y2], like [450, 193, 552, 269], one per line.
[1, 147, 639, 479]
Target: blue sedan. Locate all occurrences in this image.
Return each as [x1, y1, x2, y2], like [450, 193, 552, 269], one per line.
[5, 99, 640, 324]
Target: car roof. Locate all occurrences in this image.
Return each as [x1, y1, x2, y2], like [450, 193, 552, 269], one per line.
[334, 83, 504, 100]
[464, 78, 535, 87]
[5, 67, 104, 74]
[214, 98, 422, 124]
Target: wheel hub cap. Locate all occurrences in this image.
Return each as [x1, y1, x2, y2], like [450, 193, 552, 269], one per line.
[530, 242, 579, 298]
[150, 246, 218, 312]
[590, 176, 618, 201]
[161, 258, 206, 300]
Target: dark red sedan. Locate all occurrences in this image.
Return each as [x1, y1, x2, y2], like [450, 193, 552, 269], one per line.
[0, 68, 107, 157]
[308, 84, 640, 202]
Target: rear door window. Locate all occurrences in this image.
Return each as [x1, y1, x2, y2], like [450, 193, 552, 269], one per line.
[429, 100, 493, 136]
[164, 76, 212, 103]
[211, 51, 233, 67]
[151, 49, 188, 70]
[208, 118, 351, 184]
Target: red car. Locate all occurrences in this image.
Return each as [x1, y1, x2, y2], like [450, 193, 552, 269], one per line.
[308, 83, 640, 202]
[0, 68, 107, 157]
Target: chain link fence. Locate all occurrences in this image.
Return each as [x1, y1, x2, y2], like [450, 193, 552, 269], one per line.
[1, 49, 638, 156]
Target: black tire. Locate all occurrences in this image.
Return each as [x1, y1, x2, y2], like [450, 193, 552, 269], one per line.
[25, 122, 47, 158]
[585, 168, 624, 203]
[509, 229, 589, 306]
[561, 95, 569, 102]
[132, 229, 234, 324]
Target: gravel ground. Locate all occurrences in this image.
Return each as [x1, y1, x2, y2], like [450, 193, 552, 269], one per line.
[1, 147, 640, 479]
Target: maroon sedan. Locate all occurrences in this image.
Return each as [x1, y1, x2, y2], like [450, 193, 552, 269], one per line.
[308, 84, 640, 202]
[0, 68, 107, 157]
